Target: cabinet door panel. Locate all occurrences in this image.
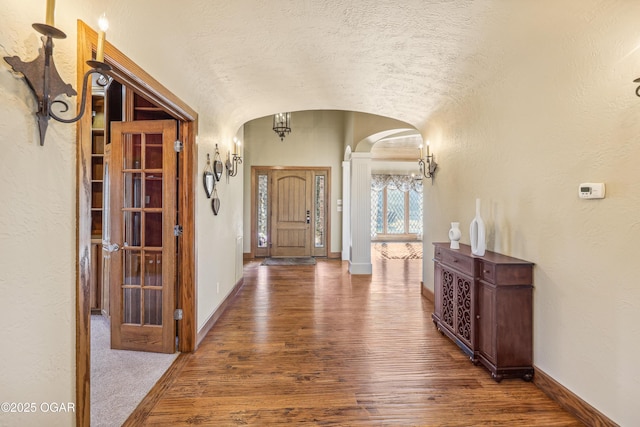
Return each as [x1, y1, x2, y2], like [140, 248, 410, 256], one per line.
[442, 268, 455, 331]
[434, 262, 443, 320]
[478, 281, 496, 363]
[454, 273, 474, 347]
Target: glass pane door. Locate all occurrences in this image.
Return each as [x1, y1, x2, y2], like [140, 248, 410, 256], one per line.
[121, 131, 164, 327]
[110, 119, 177, 354]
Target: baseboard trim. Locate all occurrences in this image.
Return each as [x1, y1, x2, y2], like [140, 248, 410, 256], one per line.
[196, 277, 245, 347]
[349, 262, 372, 275]
[420, 281, 434, 303]
[328, 251, 341, 259]
[533, 366, 618, 427]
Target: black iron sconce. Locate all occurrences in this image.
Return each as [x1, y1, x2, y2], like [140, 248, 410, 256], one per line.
[4, 10, 112, 145]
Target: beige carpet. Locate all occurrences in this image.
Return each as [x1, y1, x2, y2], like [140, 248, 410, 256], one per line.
[91, 315, 178, 427]
[372, 242, 423, 260]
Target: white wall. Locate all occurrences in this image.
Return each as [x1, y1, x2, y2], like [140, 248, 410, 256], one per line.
[421, 2, 640, 425]
[242, 110, 346, 256]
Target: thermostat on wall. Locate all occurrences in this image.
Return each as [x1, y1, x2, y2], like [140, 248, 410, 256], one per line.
[578, 183, 605, 199]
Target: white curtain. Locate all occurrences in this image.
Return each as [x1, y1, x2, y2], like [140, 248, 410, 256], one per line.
[371, 174, 422, 193]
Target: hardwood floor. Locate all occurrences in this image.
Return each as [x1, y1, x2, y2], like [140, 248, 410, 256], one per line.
[126, 258, 582, 426]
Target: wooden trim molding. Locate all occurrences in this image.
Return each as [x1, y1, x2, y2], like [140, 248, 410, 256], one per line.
[76, 19, 198, 427]
[75, 21, 94, 427]
[533, 367, 618, 427]
[122, 353, 191, 427]
[250, 166, 332, 258]
[196, 278, 246, 347]
[420, 281, 434, 303]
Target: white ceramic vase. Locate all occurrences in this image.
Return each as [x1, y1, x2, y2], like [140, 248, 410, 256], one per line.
[469, 198, 486, 256]
[448, 222, 461, 249]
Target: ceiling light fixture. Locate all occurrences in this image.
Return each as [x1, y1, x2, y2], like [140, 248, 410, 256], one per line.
[272, 112, 291, 141]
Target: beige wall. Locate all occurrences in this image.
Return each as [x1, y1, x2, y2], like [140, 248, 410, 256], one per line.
[0, 2, 245, 425]
[242, 111, 346, 255]
[420, 3, 640, 425]
[0, 1, 80, 425]
[2, 1, 638, 425]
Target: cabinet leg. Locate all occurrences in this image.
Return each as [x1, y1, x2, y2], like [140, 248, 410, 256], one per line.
[523, 373, 533, 382]
[491, 372, 503, 383]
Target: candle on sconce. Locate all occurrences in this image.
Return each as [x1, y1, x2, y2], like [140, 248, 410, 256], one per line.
[419, 144, 423, 159]
[426, 140, 430, 157]
[45, 0, 56, 26]
[233, 137, 239, 155]
[96, 14, 109, 62]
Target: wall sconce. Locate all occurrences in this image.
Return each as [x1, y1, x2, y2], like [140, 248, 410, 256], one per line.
[3, 5, 112, 145]
[225, 137, 242, 177]
[418, 142, 438, 183]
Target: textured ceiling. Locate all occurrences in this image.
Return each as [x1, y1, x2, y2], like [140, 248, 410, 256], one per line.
[104, 0, 591, 132]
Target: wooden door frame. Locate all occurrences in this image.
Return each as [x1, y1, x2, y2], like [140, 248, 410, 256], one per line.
[250, 166, 331, 258]
[76, 20, 198, 427]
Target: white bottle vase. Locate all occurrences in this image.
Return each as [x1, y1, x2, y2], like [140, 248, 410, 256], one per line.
[469, 198, 486, 256]
[448, 222, 461, 249]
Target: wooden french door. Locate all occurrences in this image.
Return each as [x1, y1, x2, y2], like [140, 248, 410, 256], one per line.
[270, 170, 313, 257]
[109, 119, 177, 353]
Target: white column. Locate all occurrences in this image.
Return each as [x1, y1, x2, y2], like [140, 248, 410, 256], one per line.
[349, 152, 372, 274]
[341, 160, 351, 261]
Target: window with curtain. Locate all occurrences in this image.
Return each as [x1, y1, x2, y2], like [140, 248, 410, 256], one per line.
[371, 174, 423, 240]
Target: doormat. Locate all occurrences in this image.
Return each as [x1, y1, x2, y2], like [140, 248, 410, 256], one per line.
[261, 257, 317, 266]
[372, 242, 423, 260]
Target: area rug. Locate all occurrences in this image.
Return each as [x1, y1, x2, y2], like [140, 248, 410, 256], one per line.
[372, 242, 423, 260]
[261, 257, 317, 266]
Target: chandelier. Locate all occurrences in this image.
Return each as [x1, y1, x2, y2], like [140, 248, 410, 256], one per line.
[273, 112, 291, 141]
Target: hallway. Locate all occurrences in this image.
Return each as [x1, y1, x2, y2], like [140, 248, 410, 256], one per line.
[125, 258, 580, 426]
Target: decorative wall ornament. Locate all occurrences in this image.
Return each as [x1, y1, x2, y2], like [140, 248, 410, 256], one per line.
[469, 198, 486, 256]
[448, 222, 461, 249]
[213, 144, 224, 181]
[203, 153, 215, 198]
[211, 188, 220, 215]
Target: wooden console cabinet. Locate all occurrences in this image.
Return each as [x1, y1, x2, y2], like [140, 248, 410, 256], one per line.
[432, 242, 534, 382]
